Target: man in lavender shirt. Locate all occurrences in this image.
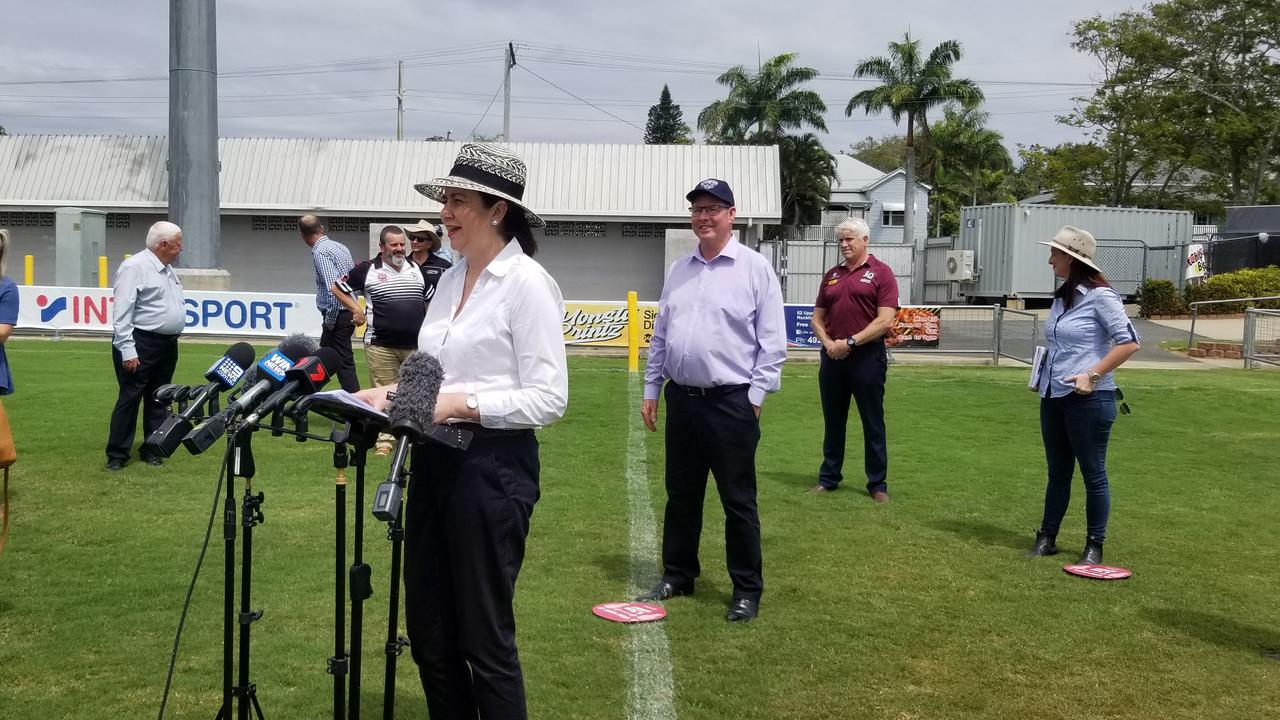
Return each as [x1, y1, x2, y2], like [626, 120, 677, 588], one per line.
[637, 178, 786, 623]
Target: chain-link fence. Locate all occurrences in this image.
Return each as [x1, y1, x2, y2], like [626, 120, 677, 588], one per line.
[878, 305, 1038, 364]
[1243, 309, 1280, 369]
[995, 308, 1040, 364]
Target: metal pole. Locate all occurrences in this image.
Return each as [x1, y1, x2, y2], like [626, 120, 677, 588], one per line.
[396, 61, 404, 141]
[992, 306, 1000, 364]
[1243, 310, 1256, 370]
[1187, 304, 1198, 351]
[502, 43, 514, 141]
[169, 0, 221, 269]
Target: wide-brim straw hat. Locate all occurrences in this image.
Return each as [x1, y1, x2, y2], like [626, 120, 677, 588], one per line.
[1037, 225, 1100, 272]
[414, 143, 545, 228]
[399, 219, 442, 241]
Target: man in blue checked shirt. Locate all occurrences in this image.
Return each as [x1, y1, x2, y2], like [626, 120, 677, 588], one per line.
[299, 215, 360, 392]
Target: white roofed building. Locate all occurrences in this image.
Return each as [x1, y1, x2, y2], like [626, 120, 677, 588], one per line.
[0, 135, 781, 300]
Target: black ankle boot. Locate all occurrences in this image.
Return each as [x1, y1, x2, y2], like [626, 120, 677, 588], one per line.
[1026, 531, 1059, 557]
[1078, 537, 1104, 565]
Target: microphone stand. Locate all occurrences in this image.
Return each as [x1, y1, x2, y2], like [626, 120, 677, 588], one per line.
[378, 439, 413, 720]
[324, 419, 376, 720]
[215, 425, 266, 720]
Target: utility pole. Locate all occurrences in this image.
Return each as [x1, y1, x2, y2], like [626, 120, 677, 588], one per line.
[502, 43, 515, 142]
[169, 0, 221, 271]
[396, 60, 405, 141]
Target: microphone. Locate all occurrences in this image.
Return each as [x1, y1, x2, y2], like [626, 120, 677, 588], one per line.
[372, 352, 443, 521]
[182, 334, 319, 455]
[241, 347, 341, 429]
[143, 342, 256, 458]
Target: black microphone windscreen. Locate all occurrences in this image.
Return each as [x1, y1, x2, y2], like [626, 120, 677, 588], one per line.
[279, 333, 320, 362]
[226, 342, 255, 370]
[389, 352, 443, 431]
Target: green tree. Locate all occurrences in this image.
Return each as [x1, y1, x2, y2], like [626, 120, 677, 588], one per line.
[846, 135, 909, 174]
[845, 33, 984, 246]
[644, 85, 693, 144]
[696, 52, 827, 143]
[1065, 0, 1280, 207]
[924, 106, 1012, 234]
[778, 133, 837, 238]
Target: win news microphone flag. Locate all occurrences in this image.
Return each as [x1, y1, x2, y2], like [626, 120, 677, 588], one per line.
[182, 334, 319, 455]
[144, 342, 256, 458]
[372, 352, 443, 522]
[240, 347, 341, 429]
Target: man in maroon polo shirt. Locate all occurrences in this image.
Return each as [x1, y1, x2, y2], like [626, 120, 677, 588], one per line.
[809, 217, 900, 501]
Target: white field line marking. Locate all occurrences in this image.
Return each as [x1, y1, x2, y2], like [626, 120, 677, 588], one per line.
[625, 376, 676, 720]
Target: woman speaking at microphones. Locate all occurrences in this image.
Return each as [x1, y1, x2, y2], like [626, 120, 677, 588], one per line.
[358, 143, 568, 719]
[1027, 226, 1139, 566]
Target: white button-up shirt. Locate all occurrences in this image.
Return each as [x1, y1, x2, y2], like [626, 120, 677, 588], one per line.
[417, 239, 568, 429]
[112, 248, 186, 361]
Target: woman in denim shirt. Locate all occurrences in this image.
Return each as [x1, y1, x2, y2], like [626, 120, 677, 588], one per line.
[1027, 226, 1140, 565]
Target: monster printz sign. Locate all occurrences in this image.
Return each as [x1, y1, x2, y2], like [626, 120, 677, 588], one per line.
[561, 302, 658, 347]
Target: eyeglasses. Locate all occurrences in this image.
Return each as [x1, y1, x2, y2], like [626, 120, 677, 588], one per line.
[689, 205, 730, 217]
[1115, 387, 1132, 415]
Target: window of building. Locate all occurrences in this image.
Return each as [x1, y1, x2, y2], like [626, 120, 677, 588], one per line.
[0, 212, 54, 228]
[621, 223, 669, 238]
[882, 210, 904, 227]
[543, 221, 607, 238]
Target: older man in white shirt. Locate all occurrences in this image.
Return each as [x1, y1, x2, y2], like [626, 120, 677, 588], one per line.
[105, 221, 186, 471]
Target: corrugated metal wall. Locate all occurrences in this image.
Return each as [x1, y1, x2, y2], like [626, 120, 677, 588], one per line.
[956, 204, 1193, 298]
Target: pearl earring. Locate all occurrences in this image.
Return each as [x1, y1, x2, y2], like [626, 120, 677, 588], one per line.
[490, 220, 499, 226]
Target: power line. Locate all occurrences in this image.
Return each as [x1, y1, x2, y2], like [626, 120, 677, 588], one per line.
[468, 80, 506, 139]
[515, 65, 643, 131]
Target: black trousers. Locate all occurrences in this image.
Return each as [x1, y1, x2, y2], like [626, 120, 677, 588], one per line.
[403, 428, 540, 720]
[660, 382, 763, 600]
[817, 341, 888, 493]
[320, 308, 360, 393]
[106, 329, 179, 463]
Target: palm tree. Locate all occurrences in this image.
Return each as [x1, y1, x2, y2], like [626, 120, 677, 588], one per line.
[698, 53, 828, 143]
[778, 133, 837, 238]
[927, 105, 1012, 233]
[846, 33, 984, 247]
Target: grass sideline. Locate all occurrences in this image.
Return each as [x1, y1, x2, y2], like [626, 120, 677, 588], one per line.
[0, 338, 1277, 719]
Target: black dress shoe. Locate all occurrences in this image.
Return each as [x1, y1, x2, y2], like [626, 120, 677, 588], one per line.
[106, 459, 125, 471]
[1026, 530, 1059, 558]
[725, 597, 758, 623]
[635, 580, 693, 602]
[1078, 537, 1104, 565]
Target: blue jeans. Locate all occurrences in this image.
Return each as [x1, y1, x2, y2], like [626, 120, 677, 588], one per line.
[1039, 391, 1117, 541]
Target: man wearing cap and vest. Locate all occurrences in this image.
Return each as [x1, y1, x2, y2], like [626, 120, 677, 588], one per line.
[638, 178, 786, 623]
[809, 217, 900, 502]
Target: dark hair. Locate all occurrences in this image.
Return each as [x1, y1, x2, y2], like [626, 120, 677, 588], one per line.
[298, 215, 325, 236]
[479, 193, 537, 257]
[379, 225, 406, 244]
[1055, 256, 1111, 311]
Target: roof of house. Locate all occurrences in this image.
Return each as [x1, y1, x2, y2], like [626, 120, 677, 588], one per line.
[0, 135, 782, 222]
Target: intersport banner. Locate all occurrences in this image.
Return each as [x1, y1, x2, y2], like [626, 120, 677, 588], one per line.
[18, 286, 324, 337]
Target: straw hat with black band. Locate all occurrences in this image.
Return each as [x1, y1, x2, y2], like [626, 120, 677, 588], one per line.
[414, 143, 545, 228]
[1038, 225, 1101, 272]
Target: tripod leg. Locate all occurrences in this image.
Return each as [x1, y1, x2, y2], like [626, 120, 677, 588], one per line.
[382, 503, 406, 720]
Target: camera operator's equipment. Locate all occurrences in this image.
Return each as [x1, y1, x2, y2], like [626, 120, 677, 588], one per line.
[183, 335, 318, 455]
[145, 342, 256, 458]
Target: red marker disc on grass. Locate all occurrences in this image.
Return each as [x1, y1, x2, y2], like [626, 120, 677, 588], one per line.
[1063, 564, 1132, 580]
[591, 602, 667, 623]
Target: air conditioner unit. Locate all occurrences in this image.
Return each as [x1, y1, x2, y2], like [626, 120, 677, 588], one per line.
[945, 250, 975, 281]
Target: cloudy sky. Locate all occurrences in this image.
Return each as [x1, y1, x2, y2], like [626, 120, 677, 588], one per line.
[1, 0, 1141, 155]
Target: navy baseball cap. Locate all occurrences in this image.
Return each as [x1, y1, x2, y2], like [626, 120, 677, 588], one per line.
[686, 178, 735, 207]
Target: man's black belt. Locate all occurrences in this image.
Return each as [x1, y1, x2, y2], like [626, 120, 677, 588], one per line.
[135, 328, 180, 339]
[670, 382, 749, 398]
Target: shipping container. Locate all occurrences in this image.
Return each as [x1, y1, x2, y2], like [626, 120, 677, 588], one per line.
[953, 203, 1193, 302]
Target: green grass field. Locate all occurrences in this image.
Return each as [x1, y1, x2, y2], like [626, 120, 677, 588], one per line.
[1, 339, 1278, 719]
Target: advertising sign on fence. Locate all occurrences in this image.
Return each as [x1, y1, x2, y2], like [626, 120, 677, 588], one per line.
[562, 301, 658, 347]
[785, 304, 942, 349]
[1185, 243, 1207, 280]
[20, 286, 324, 336]
[887, 306, 941, 348]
